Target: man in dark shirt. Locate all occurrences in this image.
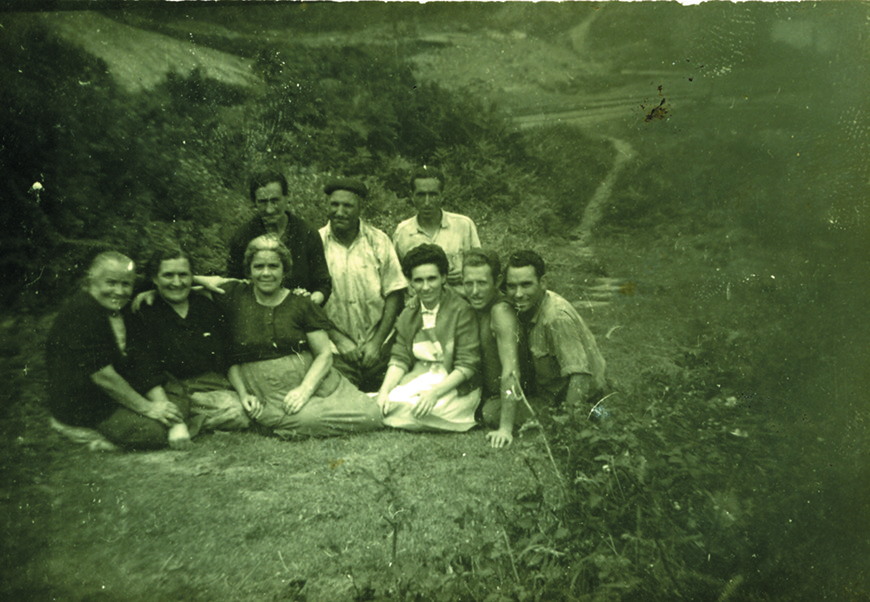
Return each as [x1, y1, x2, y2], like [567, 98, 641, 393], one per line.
[227, 170, 331, 305]
[132, 248, 249, 431]
[46, 251, 191, 449]
[461, 249, 520, 448]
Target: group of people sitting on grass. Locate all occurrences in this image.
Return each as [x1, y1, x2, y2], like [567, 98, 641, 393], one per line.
[46, 166, 607, 451]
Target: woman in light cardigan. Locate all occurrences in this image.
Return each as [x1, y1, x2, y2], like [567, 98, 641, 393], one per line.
[376, 244, 481, 432]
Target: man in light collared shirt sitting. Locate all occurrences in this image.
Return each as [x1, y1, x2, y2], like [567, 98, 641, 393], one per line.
[392, 166, 481, 288]
[319, 177, 407, 392]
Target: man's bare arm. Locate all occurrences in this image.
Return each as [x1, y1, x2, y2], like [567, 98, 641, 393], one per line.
[361, 289, 405, 367]
[488, 302, 520, 448]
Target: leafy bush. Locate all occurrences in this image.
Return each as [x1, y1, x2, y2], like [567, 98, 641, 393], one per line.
[2, 17, 589, 309]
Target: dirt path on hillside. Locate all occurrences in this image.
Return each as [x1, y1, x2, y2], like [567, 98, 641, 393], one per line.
[574, 136, 637, 247]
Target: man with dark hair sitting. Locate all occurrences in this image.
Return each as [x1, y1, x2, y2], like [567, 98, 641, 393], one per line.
[46, 251, 192, 450]
[131, 247, 250, 432]
[227, 169, 331, 305]
[462, 249, 520, 448]
[504, 250, 607, 418]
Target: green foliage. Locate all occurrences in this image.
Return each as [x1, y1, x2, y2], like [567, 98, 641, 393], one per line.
[482, 372, 778, 600]
[2, 18, 576, 309]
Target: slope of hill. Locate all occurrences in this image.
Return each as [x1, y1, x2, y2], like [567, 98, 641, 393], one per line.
[42, 11, 258, 93]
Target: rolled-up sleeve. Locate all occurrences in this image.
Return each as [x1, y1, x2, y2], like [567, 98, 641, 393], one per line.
[378, 236, 408, 297]
[549, 310, 593, 377]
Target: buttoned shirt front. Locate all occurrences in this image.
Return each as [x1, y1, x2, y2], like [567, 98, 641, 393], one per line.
[214, 281, 334, 365]
[520, 290, 607, 403]
[320, 220, 407, 346]
[392, 210, 481, 279]
[130, 293, 228, 381]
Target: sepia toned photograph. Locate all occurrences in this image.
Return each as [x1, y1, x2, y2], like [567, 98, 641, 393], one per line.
[0, 1, 867, 600]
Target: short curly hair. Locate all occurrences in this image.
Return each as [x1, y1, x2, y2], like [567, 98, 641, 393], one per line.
[243, 235, 293, 277]
[402, 243, 449, 279]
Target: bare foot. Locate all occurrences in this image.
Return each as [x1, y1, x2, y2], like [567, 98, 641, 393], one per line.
[88, 439, 120, 452]
[168, 423, 192, 450]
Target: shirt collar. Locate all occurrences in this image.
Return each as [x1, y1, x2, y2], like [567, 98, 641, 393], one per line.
[421, 302, 440, 329]
[414, 211, 448, 233]
[526, 291, 548, 325]
[325, 219, 364, 244]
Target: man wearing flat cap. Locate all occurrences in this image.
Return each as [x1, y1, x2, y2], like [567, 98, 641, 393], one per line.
[319, 177, 407, 391]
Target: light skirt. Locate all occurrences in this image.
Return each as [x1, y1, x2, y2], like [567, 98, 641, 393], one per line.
[382, 365, 479, 432]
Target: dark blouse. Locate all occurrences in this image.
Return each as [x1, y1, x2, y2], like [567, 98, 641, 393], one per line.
[214, 281, 334, 365]
[130, 293, 229, 380]
[45, 291, 160, 427]
[227, 211, 332, 302]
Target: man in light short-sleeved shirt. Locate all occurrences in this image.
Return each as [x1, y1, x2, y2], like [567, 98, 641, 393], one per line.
[392, 166, 481, 287]
[319, 177, 407, 391]
[505, 250, 607, 412]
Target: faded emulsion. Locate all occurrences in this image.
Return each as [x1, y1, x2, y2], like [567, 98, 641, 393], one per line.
[0, 3, 867, 601]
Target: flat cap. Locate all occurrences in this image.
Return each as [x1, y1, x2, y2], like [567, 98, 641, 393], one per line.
[324, 177, 368, 199]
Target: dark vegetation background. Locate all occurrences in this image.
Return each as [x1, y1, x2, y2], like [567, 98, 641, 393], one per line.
[0, 3, 868, 601]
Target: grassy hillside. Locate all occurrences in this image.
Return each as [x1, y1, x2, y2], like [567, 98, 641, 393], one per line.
[1, 4, 868, 601]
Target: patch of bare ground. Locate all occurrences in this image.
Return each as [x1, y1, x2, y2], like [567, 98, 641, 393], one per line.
[40, 12, 258, 93]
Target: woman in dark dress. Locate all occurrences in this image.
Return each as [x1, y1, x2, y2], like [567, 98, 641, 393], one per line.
[217, 235, 382, 437]
[46, 251, 191, 450]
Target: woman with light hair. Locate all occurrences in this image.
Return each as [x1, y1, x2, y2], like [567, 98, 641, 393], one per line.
[46, 251, 193, 450]
[210, 235, 382, 437]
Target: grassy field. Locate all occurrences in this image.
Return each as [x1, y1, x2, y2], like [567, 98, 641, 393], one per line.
[4, 228, 865, 601]
[1, 5, 867, 600]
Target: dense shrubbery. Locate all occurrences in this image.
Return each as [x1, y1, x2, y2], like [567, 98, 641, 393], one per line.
[1, 16, 600, 310]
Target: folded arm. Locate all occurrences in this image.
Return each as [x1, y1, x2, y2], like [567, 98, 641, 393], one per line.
[90, 365, 182, 427]
[283, 330, 333, 414]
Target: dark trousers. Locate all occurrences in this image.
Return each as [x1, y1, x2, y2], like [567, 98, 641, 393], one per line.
[96, 395, 190, 450]
[331, 347, 392, 394]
